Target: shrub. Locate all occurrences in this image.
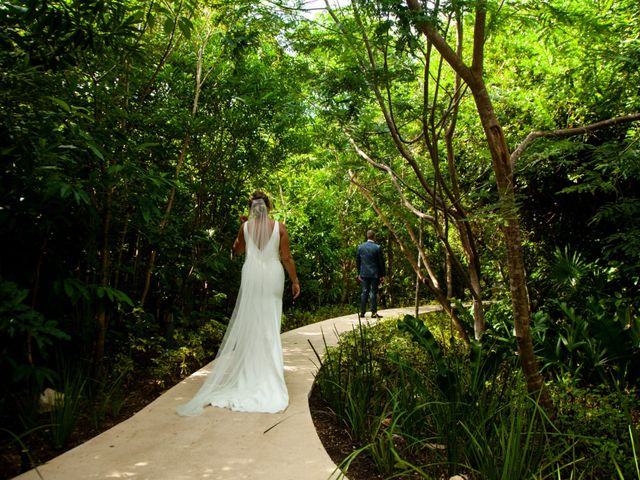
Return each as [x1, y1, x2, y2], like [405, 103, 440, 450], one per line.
[314, 310, 639, 479]
[151, 319, 226, 386]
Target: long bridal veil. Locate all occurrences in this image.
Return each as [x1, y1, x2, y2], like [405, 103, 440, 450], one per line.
[247, 199, 271, 249]
[176, 199, 288, 415]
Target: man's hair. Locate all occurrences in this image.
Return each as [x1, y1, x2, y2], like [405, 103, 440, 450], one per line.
[367, 230, 375, 240]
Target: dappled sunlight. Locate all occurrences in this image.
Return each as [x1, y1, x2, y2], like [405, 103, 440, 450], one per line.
[100, 457, 260, 479]
[285, 362, 317, 373]
[105, 472, 137, 478]
[294, 330, 324, 336]
[12, 309, 418, 480]
[178, 368, 212, 383]
[222, 457, 256, 467]
[104, 460, 152, 478]
[103, 456, 158, 478]
[215, 457, 257, 479]
[282, 344, 308, 354]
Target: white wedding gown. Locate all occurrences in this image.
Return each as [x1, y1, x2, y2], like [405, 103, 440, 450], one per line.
[176, 218, 288, 415]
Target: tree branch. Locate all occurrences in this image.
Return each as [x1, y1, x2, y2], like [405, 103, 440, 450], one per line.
[348, 171, 440, 290]
[347, 135, 437, 222]
[406, 0, 473, 85]
[511, 113, 640, 167]
[471, 0, 486, 77]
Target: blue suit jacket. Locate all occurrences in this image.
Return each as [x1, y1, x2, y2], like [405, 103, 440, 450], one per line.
[356, 240, 386, 279]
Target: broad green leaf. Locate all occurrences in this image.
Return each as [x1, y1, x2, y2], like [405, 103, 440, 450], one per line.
[178, 17, 193, 40]
[163, 17, 175, 35]
[87, 143, 104, 161]
[47, 96, 71, 112]
[59, 183, 72, 199]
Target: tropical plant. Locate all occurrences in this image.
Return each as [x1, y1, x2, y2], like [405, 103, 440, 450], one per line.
[48, 365, 87, 449]
[316, 311, 638, 479]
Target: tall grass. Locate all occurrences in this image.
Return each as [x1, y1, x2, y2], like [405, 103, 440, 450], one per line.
[1, 426, 48, 478]
[87, 367, 129, 429]
[337, 397, 428, 479]
[314, 312, 639, 479]
[460, 395, 576, 480]
[614, 426, 640, 480]
[48, 365, 87, 449]
[310, 320, 379, 442]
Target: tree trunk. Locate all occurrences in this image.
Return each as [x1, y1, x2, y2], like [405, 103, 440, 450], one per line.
[406, 0, 549, 407]
[386, 234, 393, 307]
[113, 217, 129, 290]
[94, 187, 113, 377]
[140, 23, 216, 307]
[469, 75, 548, 404]
[445, 249, 453, 299]
[415, 217, 423, 317]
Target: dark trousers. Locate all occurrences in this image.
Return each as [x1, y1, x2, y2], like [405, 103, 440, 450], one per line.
[359, 277, 379, 316]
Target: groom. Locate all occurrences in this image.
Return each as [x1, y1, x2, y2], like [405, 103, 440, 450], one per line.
[356, 230, 386, 319]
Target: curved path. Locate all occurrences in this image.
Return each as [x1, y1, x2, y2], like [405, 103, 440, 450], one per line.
[15, 306, 436, 480]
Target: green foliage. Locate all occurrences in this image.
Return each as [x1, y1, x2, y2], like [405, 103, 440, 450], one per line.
[399, 314, 517, 402]
[316, 312, 524, 478]
[311, 319, 380, 443]
[614, 426, 640, 480]
[1, 0, 640, 474]
[47, 366, 87, 450]
[86, 363, 130, 428]
[532, 248, 640, 387]
[486, 282, 639, 390]
[519, 134, 640, 301]
[0, 280, 69, 392]
[460, 398, 563, 480]
[316, 311, 639, 479]
[549, 382, 639, 479]
[265, 154, 387, 311]
[397, 314, 520, 474]
[149, 319, 226, 387]
[510, 1, 640, 336]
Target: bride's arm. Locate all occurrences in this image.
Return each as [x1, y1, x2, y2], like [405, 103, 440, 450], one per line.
[279, 223, 300, 299]
[232, 219, 247, 255]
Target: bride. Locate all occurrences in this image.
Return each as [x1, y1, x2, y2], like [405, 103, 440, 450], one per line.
[176, 191, 300, 415]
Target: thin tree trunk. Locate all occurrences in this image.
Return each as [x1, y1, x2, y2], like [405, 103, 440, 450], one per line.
[350, 172, 470, 345]
[414, 217, 423, 317]
[471, 87, 546, 394]
[132, 231, 142, 289]
[140, 23, 217, 307]
[94, 187, 113, 377]
[386, 234, 393, 306]
[28, 226, 50, 366]
[406, 0, 549, 407]
[113, 217, 129, 290]
[446, 249, 453, 299]
[138, 7, 182, 105]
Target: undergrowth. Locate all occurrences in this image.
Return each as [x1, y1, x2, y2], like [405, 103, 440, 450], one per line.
[314, 310, 639, 479]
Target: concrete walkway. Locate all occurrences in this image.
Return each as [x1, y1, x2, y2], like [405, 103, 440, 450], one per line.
[14, 306, 434, 480]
